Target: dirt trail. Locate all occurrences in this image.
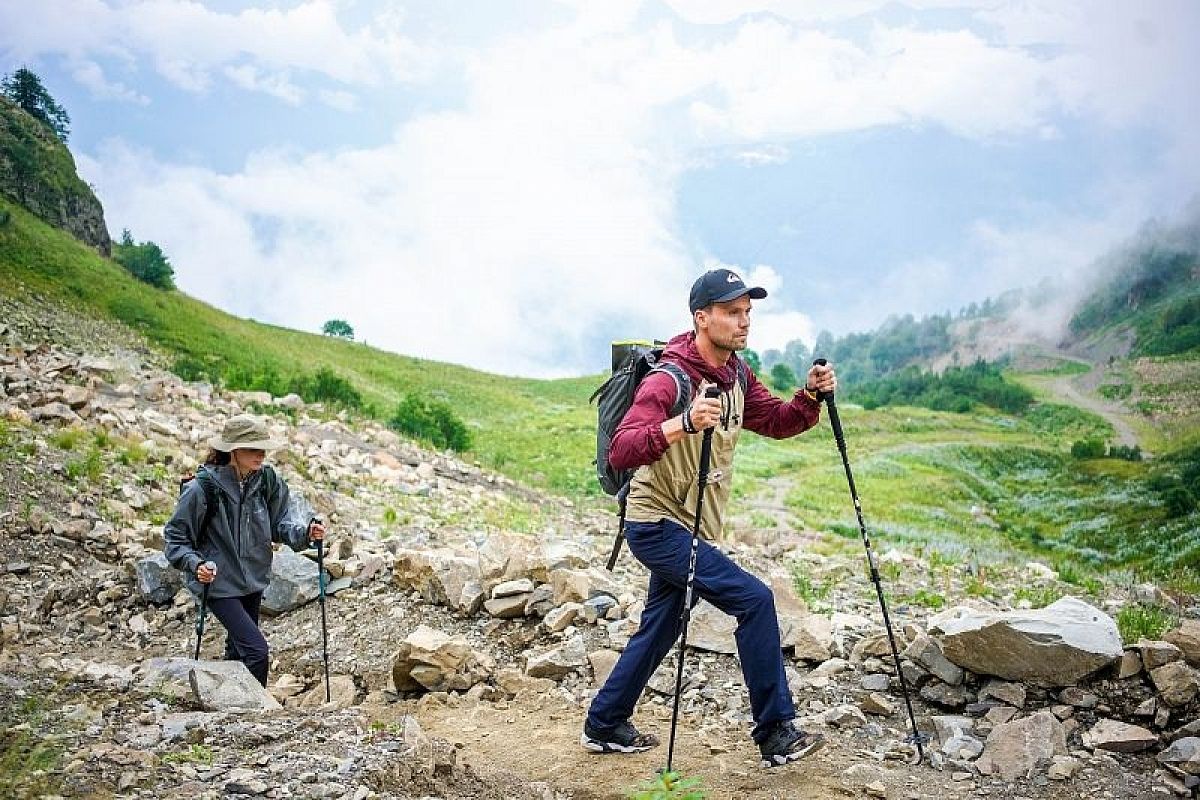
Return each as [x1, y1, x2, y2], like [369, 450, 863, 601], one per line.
[396, 695, 852, 800]
[1046, 368, 1141, 450]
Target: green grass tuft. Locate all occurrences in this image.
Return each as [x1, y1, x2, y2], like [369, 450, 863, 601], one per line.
[1117, 603, 1178, 644]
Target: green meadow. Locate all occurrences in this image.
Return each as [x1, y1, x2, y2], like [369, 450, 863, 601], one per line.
[2, 196, 1197, 586]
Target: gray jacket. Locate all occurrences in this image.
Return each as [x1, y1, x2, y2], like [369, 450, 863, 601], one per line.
[163, 464, 310, 599]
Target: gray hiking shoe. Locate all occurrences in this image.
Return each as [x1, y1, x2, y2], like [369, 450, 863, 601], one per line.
[758, 720, 825, 768]
[581, 720, 660, 754]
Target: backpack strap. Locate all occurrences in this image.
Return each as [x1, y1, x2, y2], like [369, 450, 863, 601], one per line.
[650, 361, 691, 417]
[193, 471, 222, 549]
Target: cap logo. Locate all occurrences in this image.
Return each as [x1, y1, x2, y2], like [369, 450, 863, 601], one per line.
[726, 272, 741, 283]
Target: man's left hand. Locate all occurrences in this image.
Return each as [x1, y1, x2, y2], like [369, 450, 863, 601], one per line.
[806, 363, 837, 395]
[308, 520, 326, 541]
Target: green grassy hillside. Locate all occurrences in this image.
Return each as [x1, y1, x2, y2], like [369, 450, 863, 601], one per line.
[2, 195, 1196, 587]
[0, 197, 599, 495]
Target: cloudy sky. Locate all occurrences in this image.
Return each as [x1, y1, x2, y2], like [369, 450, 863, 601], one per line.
[2, 1, 1197, 377]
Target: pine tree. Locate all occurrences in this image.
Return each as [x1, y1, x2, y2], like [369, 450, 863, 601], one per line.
[2, 67, 70, 142]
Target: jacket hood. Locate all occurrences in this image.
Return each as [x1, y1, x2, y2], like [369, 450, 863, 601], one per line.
[661, 332, 742, 392]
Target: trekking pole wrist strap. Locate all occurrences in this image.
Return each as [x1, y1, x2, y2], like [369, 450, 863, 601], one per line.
[681, 406, 697, 434]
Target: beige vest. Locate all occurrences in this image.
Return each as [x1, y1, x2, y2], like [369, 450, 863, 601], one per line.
[624, 379, 744, 540]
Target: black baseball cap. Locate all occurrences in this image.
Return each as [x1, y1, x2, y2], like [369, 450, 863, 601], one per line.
[689, 268, 767, 313]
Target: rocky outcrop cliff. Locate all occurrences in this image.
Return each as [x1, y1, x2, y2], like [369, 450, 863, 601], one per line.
[0, 97, 111, 255]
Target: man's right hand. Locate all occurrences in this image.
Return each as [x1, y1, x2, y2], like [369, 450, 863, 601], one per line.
[197, 562, 216, 584]
[686, 382, 722, 432]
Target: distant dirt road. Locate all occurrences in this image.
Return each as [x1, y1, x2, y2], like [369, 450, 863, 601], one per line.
[1047, 369, 1141, 450]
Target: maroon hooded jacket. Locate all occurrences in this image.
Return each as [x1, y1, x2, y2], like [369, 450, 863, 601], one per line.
[609, 332, 822, 471]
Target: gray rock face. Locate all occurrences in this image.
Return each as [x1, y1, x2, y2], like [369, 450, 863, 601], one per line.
[976, 710, 1068, 781]
[1082, 719, 1157, 753]
[929, 597, 1122, 686]
[0, 98, 112, 255]
[261, 548, 321, 616]
[391, 625, 494, 692]
[135, 552, 182, 605]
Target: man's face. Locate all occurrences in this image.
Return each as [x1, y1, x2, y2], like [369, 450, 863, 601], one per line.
[697, 295, 752, 352]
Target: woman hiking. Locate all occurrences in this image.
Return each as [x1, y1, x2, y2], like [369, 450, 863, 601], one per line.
[164, 414, 325, 686]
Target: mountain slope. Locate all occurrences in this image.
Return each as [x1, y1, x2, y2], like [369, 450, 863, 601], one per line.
[0, 196, 598, 495]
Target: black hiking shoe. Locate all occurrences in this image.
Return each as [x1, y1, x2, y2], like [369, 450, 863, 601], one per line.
[581, 721, 660, 754]
[758, 720, 825, 768]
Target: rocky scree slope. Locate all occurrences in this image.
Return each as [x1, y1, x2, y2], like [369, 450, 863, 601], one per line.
[0, 301, 1198, 800]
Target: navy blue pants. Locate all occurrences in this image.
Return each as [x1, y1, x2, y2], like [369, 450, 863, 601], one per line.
[586, 519, 795, 744]
[207, 592, 269, 686]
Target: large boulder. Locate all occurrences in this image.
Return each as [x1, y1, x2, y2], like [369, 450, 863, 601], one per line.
[135, 552, 183, 605]
[928, 597, 1122, 686]
[976, 710, 1067, 781]
[391, 625, 494, 692]
[261, 548, 321, 616]
[139, 657, 279, 712]
[189, 662, 283, 712]
[392, 548, 483, 614]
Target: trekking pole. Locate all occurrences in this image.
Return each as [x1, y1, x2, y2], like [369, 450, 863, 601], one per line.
[193, 561, 217, 660]
[812, 359, 928, 764]
[665, 385, 720, 775]
[312, 518, 331, 703]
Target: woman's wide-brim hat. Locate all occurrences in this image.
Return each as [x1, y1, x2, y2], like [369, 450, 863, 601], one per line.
[208, 414, 285, 452]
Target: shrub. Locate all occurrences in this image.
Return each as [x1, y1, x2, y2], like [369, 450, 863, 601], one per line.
[1107, 444, 1142, 462]
[1070, 438, 1106, 459]
[1097, 383, 1132, 400]
[289, 367, 363, 409]
[389, 394, 472, 452]
[113, 230, 175, 289]
[1162, 486, 1197, 517]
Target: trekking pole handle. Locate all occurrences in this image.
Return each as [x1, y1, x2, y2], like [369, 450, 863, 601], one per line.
[811, 358, 832, 401]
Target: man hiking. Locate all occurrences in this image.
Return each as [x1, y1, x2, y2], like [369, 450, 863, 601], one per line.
[581, 268, 837, 768]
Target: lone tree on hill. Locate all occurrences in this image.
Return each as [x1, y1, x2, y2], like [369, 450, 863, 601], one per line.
[114, 228, 175, 289]
[2, 67, 70, 142]
[322, 319, 355, 340]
